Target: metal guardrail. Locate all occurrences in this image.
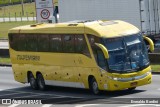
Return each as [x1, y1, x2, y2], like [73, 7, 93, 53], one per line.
[149, 53, 160, 64]
[0, 48, 9, 57]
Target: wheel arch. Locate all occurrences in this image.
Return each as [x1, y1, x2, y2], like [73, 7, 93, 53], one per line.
[27, 71, 33, 83]
[36, 71, 42, 77]
[88, 75, 95, 88]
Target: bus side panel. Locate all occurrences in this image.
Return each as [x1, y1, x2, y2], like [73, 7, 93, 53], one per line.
[12, 64, 28, 83]
[74, 54, 105, 89]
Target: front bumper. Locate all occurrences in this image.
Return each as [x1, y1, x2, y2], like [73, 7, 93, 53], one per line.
[107, 72, 152, 91]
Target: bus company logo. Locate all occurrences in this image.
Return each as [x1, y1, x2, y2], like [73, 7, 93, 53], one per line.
[17, 55, 40, 61]
[2, 99, 11, 104]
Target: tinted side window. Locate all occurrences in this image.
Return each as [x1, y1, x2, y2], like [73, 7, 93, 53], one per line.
[62, 35, 75, 53]
[88, 35, 107, 70]
[9, 34, 18, 50]
[50, 35, 62, 52]
[9, 34, 26, 51]
[75, 35, 90, 57]
[88, 34, 100, 60]
[17, 34, 26, 51]
[38, 35, 49, 52]
[88, 35, 100, 46]
[26, 35, 37, 51]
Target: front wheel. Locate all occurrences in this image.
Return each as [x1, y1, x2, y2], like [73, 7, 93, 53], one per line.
[90, 78, 99, 95]
[37, 73, 46, 91]
[29, 73, 38, 90]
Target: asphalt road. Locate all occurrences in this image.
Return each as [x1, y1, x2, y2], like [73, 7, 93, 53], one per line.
[0, 66, 160, 107]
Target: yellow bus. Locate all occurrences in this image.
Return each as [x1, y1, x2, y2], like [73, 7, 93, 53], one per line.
[8, 20, 154, 94]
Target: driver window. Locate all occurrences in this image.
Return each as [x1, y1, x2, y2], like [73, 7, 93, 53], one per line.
[87, 35, 107, 70]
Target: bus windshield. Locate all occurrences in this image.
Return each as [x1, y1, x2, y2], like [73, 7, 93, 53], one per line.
[102, 33, 149, 73]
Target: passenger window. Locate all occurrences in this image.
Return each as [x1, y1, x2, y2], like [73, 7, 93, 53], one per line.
[26, 35, 37, 51]
[63, 35, 75, 53]
[75, 35, 90, 57]
[17, 34, 26, 51]
[50, 35, 62, 52]
[9, 34, 18, 51]
[38, 35, 49, 52]
[9, 34, 26, 51]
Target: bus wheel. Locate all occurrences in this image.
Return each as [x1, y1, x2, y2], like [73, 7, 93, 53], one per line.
[128, 87, 136, 91]
[37, 73, 46, 91]
[90, 77, 99, 95]
[29, 73, 38, 90]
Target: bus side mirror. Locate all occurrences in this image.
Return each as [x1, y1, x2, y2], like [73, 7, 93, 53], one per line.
[143, 36, 154, 52]
[95, 43, 109, 59]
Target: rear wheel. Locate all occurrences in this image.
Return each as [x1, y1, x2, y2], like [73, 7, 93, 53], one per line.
[29, 73, 38, 90]
[90, 77, 99, 95]
[37, 73, 46, 91]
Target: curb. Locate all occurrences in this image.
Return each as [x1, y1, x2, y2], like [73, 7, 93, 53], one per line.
[0, 64, 11, 67]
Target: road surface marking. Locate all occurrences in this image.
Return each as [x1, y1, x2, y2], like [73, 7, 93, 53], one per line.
[14, 95, 65, 99]
[42, 104, 53, 107]
[0, 93, 25, 97]
[152, 75, 160, 77]
[98, 99, 127, 104]
[0, 89, 4, 91]
[4, 90, 84, 98]
[13, 94, 45, 98]
[55, 98, 92, 104]
[8, 104, 20, 107]
[119, 104, 160, 107]
[75, 104, 100, 107]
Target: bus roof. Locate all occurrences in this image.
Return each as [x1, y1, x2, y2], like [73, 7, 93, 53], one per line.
[9, 20, 140, 38]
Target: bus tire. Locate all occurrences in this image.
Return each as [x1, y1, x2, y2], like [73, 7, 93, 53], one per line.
[37, 73, 46, 91]
[29, 73, 38, 90]
[128, 87, 136, 91]
[90, 77, 99, 95]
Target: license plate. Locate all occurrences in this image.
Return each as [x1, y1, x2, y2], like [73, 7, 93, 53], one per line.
[130, 82, 137, 86]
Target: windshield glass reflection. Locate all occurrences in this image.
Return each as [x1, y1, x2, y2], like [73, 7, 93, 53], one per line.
[102, 33, 149, 73]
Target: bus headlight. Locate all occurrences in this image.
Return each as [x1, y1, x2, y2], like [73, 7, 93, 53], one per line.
[107, 76, 121, 81]
[146, 70, 151, 75]
[113, 77, 119, 81]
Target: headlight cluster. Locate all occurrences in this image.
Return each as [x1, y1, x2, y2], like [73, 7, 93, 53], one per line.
[146, 70, 152, 75]
[107, 70, 151, 82]
[107, 76, 121, 81]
